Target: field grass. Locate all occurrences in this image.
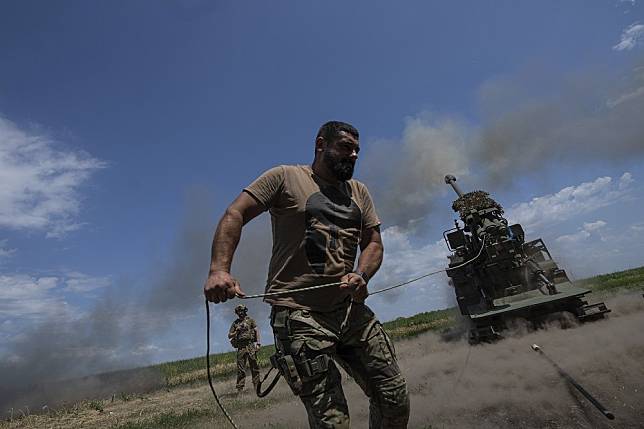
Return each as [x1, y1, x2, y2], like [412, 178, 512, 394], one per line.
[575, 265, 644, 292]
[382, 307, 458, 340]
[112, 408, 212, 429]
[155, 346, 276, 386]
[107, 394, 287, 429]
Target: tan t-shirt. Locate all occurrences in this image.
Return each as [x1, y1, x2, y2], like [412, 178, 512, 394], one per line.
[244, 165, 380, 312]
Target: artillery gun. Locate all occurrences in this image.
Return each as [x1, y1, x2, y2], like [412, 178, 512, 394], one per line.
[443, 175, 610, 343]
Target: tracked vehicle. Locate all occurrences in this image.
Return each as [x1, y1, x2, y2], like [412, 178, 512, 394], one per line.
[443, 175, 610, 344]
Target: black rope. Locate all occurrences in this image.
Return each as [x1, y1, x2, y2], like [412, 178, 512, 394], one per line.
[255, 367, 281, 398]
[206, 299, 240, 429]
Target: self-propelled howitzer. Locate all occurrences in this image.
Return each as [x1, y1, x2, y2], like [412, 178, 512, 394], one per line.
[443, 175, 610, 343]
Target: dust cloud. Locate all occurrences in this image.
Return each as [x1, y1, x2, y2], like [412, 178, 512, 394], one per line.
[230, 292, 644, 428]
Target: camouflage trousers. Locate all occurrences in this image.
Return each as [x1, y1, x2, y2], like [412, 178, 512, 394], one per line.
[270, 303, 410, 429]
[236, 344, 260, 390]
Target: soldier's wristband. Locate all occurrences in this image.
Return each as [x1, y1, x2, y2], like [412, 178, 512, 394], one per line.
[353, 271, 369, 284]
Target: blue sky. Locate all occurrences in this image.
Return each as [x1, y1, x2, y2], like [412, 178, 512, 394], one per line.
[1, 1, 644, 382]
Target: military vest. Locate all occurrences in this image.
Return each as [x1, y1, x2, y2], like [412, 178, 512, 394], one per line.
[231, 316, 256, 348]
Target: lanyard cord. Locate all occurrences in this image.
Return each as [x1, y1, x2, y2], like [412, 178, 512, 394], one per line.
[205, 299, 240, 429]
[238, 235, 486, 300]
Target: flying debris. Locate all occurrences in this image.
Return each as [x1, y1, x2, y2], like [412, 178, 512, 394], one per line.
[443, 175, 610, 343]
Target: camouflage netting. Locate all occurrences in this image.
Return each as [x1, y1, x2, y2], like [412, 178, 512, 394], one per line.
[452, 191, 504, 217]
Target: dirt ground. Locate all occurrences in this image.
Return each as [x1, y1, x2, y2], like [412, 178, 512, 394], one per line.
[3, 292, 643, 429]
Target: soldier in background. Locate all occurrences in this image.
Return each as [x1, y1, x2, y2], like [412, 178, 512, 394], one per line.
[228, 304, 261, 392]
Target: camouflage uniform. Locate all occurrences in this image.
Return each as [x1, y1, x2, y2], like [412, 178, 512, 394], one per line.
[271, 303, 410, 429]
[229, 315, 260, 391]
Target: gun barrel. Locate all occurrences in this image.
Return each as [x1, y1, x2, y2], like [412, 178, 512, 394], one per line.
[444, 174, 464, 197]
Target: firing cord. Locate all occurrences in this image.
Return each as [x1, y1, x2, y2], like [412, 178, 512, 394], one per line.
[205, 236, 487, 428]
[205, 299, 240, 429]
[239, 235, 487, 300]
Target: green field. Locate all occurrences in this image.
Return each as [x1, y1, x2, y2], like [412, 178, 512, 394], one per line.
[575, 265, 644, 292]
[154, 265, 644, 387]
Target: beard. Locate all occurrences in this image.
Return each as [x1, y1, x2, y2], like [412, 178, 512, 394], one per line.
[324, 152, 355, 181]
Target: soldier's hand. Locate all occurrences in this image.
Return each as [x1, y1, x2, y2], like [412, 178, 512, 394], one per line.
[204, 270, 245, 303]
[340, 272, 368, 303]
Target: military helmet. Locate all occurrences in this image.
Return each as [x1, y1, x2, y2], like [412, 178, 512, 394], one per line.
[234, 304, 247, 315]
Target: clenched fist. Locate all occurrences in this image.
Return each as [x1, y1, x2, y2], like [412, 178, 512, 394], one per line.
[340, 272, 369, 303]
[204, 270, 245, 303]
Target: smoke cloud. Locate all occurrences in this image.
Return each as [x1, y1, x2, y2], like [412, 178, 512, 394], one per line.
[362, 58, 644, 229]
[0, 186, 275, 413]
[362, 114, 473, 229]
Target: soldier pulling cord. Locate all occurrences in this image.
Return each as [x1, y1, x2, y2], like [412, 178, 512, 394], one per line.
[205, 236, 488, 428]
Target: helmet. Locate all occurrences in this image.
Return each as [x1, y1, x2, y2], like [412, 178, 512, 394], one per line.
[234, 304, 247, 315]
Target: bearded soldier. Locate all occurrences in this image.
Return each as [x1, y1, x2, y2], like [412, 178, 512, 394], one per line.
[228, 304, 261, 392]
[205, 121, 410, 428]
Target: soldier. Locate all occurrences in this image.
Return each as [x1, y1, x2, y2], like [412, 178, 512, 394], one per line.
[228, 304, 261, 392]
[204, 121, 410, 428]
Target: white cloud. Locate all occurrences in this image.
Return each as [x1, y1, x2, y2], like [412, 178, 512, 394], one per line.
[0, 270, 110, 324]
[365, 225, 454, 317]
[0, 117, 105, 237]
[556, 229, 591, 244]
[378, 226, 450, 284]
[583, 220, 607, 231]
[0, 274, 67, 320]
[131, 343, 163, 356]
[550, 219, 644, 278]
[555, 220, 607, 244]
[506, 173, 633, 233]
[613, 22, 644, 51]
[63, 271, 111, 294]
[618, 171, 634, 189]
[0, 240, 16, 259]
[606, 84, 644, 108]
[631, 222, 644, 232]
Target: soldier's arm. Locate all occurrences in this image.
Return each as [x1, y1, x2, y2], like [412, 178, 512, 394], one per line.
[228, 322, 237, 339]
[356, 225, 383, 279]
[340, 226, 383, 302]
[204, 192, 266, 303]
